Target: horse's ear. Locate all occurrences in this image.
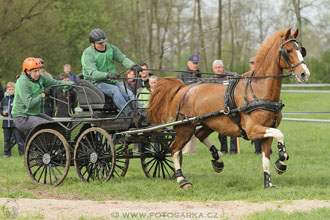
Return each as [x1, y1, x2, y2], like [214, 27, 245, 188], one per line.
[285, 28, 292, 40]
[292, 29, 299, 38]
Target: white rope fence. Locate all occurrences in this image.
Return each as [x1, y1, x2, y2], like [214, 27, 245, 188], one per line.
[282, 84, 330, 123]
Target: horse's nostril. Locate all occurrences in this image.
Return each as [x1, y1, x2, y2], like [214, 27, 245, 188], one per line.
[301, 72, 306, 78]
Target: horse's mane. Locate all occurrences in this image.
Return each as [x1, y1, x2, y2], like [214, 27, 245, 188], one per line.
[253, 29, 287, 71]
[147, 77, 185, 124]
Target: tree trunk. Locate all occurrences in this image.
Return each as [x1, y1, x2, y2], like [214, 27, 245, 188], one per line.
[146, 0, 154, 66]
[227, 0, 234, 70]
[189, 1, 197, 55]
[216, 0, 222, 59]
[196, 0, 207, 72]
[291, 0, 302, 43]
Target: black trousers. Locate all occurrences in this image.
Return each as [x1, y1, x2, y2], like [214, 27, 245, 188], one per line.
[254, 139, 262, 153]
[3, 128, 25, 156]
[218, 134, 237, 153]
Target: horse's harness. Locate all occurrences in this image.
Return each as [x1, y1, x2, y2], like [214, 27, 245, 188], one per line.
[175, 37, 306, 140]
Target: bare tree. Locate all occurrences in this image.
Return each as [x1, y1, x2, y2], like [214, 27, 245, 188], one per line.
[153, 0, 173, 69]
[217, 0, 223, 59]
[0, 0, 54, 56]
[196, 0, 207, 72]
[189, 1, 197, 55]
[290, 0, 316, 43]
[227, 0, 235, 70]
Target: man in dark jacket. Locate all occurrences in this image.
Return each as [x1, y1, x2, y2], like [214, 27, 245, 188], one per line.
[1, 82, 25, 157]
[209, 59, 237, 84]
[177, 54, 201, 84]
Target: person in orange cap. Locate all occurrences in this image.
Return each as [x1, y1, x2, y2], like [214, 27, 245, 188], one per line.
[11, 57, 73, 136]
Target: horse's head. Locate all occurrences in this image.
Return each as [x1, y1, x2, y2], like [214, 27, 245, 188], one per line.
[278, 29, 310, 83]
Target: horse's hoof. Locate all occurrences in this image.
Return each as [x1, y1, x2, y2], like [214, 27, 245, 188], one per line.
[179, 179, 192, 189]
[211, 160, 224, 173]
[182, 183, 192, 190]
[274, 159, 286, 175]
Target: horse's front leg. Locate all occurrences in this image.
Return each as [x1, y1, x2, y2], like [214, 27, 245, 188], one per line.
[264, 128, 289, 175]
[173, 150, 191, 189]
[195, 127, 224, 173]
[172, 125, 195, 189]
[261, 137, 275, 188]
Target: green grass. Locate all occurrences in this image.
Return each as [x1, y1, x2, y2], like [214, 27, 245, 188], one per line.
[0, 124, 329, 202]
[0, 92, 329, 203]
[281, 92, 330, 119]
[243, 208, 330, 220]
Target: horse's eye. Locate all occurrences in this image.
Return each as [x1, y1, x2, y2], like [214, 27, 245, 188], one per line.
[287, 49, 292, 53]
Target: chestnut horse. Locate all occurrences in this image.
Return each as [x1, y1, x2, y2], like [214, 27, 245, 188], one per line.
[147, 29, 310, 189]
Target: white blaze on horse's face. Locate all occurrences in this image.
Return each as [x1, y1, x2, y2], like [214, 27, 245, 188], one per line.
[294, 42, 310, 83]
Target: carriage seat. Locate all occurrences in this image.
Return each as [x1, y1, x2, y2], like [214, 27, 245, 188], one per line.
[76, 74, 117, 111]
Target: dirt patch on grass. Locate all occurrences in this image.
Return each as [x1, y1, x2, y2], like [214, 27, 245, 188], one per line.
[1, 198, 330, 219]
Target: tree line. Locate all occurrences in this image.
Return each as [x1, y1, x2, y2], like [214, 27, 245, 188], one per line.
[1, 0, 329, 84]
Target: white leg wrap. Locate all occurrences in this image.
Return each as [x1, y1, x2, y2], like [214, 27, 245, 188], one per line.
[173, 151, 181, 170]
[264, 128, 284, 144]
[177, 176, 184, 183]
[218, 151, 223, 163]
[262, 152, 270, 174]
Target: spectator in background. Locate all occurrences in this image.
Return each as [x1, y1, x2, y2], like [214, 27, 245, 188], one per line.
[124, 69, 140, 95]
[37, 58, 53, 79]
[54, 73, 77, 117]
[1, 82, 25, 157]
[138, 75, 158, 108]
[136, 63, 153, 92]
[57, 64, 77, 83]
[0, 81, 4, 101]
[211, 59, 238, 154]
[249, 56, 262, 154]
[177, 54, 201, 85]
[177, 55, 201, 155]
[37, 58, 54, 116]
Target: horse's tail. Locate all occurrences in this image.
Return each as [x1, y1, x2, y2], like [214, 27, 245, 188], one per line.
[147, 77, 184, 124]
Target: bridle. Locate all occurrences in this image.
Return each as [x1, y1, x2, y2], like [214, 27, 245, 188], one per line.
[278, 37, 306, 75]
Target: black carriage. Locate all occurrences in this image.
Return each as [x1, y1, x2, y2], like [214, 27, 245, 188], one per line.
[24, 77, 176, 186]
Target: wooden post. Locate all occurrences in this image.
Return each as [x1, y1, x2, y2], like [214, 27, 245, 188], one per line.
[237, 137, 240, 154]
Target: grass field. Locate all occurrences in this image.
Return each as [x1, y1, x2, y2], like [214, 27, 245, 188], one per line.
[0, 91, 329, 219]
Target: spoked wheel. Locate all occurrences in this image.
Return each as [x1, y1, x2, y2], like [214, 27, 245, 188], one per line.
[141, 141, 175, 179]
[25, 129, 70, 186]
[74, 127, 115, 183]
[112, 139, 129, 177]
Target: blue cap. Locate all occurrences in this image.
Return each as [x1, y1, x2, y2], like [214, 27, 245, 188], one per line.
[189, 55, 199, 63]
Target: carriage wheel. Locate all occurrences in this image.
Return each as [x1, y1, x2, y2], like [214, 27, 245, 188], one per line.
[25, 129, 70, 186]
[140, 141, 175, 179]
[112, 140, 129, 177]
[74, 127, 115, 183]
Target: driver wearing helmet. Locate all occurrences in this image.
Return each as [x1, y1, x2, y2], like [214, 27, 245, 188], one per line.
[81, 28, 143, 117]
[12, 57, 73, 136]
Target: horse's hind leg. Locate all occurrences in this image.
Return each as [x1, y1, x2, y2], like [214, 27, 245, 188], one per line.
[172, 124, 195, 189]
[195, 126, 224, 173]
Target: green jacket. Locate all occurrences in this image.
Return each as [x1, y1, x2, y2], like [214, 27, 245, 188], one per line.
[12, 74, 73, 117]
[81, 43, 135, 83]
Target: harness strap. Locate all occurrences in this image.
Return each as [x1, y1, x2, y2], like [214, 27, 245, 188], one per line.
[224, 78, 249, 140]
[175, 82, 201, 121]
